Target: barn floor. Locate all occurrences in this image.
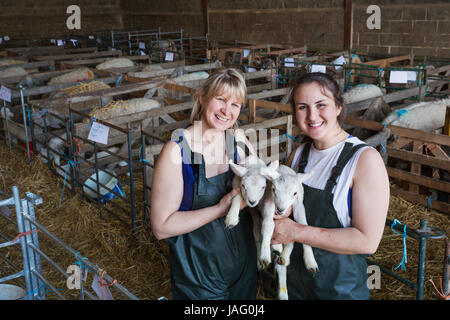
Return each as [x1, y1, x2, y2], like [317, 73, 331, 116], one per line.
[0, 141, 448, 300]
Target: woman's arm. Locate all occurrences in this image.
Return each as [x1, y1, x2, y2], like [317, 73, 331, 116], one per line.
[272, 147, 390, 255]
[150, 141, 241, 240]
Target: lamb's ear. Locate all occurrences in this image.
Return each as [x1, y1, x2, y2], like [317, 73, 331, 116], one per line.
[297, 170, 314, 183]
[229, 160, 248, 177]
[267, 160, 279, 171]
[260, 165, 280, 181]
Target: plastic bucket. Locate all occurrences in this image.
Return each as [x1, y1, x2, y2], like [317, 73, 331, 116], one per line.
[82, 170, 125, 204]
[0, 284, 26, 300]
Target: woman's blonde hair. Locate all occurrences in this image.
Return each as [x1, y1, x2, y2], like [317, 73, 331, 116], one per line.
[190, 68, 247, 125]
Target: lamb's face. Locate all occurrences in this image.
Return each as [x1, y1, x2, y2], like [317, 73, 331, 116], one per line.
[240, 173, 267, 207]
[271, 174, 303, 215]
[269, 170, 314, 215]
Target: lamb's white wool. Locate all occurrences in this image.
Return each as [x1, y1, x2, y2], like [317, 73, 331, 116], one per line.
[48, 68, 94, 85]
[343, 83, 384, 104]
[86, 98, 160, 122]
[382, 97, 450, 132]
[224, 155, 277, 229]
[95, 58, 135, 70]
[259, 164, 317, 300]
[0, 66, 28, 78]
[39, 132, 67, 166]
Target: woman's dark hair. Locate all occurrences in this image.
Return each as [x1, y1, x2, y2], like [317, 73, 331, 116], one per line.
[290, 72, 346, 126]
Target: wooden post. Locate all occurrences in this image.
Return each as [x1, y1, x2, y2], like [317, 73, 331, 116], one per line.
[410, 140, 422, 194]
[202, 0, 209, 35]
[249, 99, 257, 124]
[444, 105, 450, 136]
[344, 0, 353, 51]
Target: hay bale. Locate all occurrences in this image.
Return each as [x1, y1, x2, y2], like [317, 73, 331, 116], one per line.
[96, 58, 135, 70]
[51, 81, 112, 115]
[48, 68, 95, 85]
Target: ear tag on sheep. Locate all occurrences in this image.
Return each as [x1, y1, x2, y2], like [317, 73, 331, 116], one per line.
[88, 121, 109, 145]
[0, 85, 11, 103]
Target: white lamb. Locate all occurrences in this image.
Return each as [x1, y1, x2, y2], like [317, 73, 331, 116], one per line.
[225, 155, 277, 229]
[382, 97, 450, 132]
[260, 164, 317, 300]
[343, 83, 384, 105]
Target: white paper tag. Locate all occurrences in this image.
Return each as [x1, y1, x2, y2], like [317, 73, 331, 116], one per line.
[389, 71, 408, 84]
[311, 64, 327, 73]
[333, 55, 347, 70]
[139, 42, 146, 49]
[87, 121, 109, 145]
[0, 38, 3, 44]
[91, 274, 113, 300]
[284, 57, 294, 68]
[406, 71, 417, 82]
[50, 39, 56, 44]
[4, 36, 10, 41]
[57, 40, 64, 47]
[243, 49, 251, 58]
[248, 67, 256, 73]
[0, 85, 11, 103]
[165, 52, 174, 62]
[140, 50, 146, 56]
[89, 35, 95, 40]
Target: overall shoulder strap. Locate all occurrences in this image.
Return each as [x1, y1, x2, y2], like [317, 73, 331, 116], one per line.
[297, 141, 313, 173]
[324, 142, 370, 193]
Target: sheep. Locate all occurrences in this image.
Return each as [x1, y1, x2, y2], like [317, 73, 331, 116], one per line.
[0, 66, 28, 78]
[85, 98, 161, 123]
[95, 58, 135, 70]
[381, 97, 450, 132]
[225, 155, 278, 229]
[48, 68, 95, 85]
[39, 132, 67, 166]
[260, 164, 317, 300]
[343, 83, 384, 105]
[0, 107, 13, 120]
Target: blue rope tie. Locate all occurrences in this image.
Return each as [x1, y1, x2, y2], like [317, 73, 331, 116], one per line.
[139, 145, 151, 165]
[381, 122, 388, 129]
[60, 152, 80, 203]
[74, 251, 94, 273]
[390, 219, 408, 271]
[115, 74, 123, 87]
[396, 109, 408, 119]
[286, 133, 296, 141]
[426, 194, 437, 209]
[380, 143, 386, 154]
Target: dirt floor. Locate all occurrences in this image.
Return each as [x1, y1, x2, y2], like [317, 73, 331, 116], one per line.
[0, 142, 448, 300]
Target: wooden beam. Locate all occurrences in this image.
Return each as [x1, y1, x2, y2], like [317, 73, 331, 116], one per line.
[391, 188, 449, 214]
[444, 105, 450, 136]
[344, 0, 353, 51]
[202, 0, 209, 35]
[387, 167, 450, 194]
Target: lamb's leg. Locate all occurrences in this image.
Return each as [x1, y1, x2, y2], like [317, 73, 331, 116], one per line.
[277, 242, 294, 266]
[275, 263, 288, 300]
[224, 193, 242, 229]
[259, 200, 275, 269]
[293, 198, 319, 273]
[249, 208, 262, 270]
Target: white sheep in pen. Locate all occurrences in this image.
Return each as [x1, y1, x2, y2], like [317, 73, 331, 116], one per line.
[382, 97, 450, 132]
[95, 58, 135, 70]
[343, 83, 384, 105]
[225, 156, 318, 300]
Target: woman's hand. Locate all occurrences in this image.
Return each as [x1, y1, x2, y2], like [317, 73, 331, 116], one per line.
[272, 217, 300, 245]
[217, 187, 247, 214]
[273, 206, 293, 220]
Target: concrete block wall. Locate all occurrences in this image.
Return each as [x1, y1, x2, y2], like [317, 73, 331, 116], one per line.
[0, 0, 123, 38]
[353, 0, 450, 58]
[120, 0, 204, 37]
[208, 0, 346, 50]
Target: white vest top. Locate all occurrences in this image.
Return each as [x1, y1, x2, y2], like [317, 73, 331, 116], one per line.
[291, 136, 370, 228]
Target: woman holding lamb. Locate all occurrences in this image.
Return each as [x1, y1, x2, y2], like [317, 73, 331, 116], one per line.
[272, 72, 390, 300]
[150, 68, 257, 300]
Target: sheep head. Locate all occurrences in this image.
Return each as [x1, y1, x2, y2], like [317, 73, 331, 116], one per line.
[264, 165, 314, 215]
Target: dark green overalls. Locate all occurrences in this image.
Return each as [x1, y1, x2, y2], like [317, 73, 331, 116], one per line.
[287, 141, 371, 300]
[167, 131, 257, 300]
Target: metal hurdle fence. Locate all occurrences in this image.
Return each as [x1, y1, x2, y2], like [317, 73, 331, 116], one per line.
[366, 218, 447, 300]
[0, 185, 139, 300]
